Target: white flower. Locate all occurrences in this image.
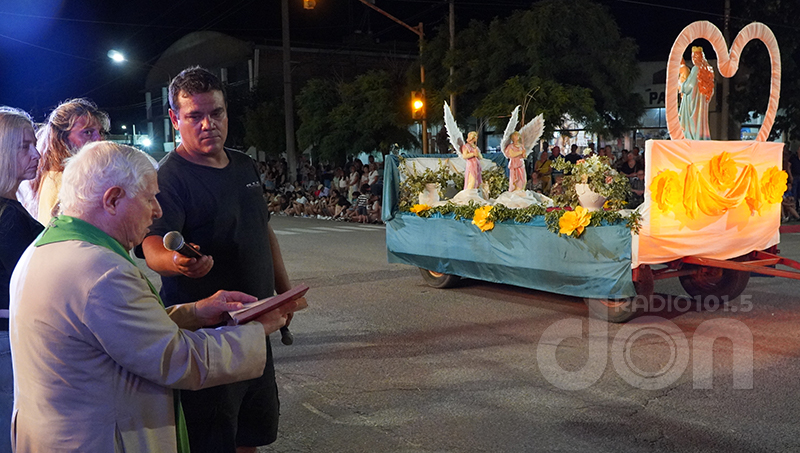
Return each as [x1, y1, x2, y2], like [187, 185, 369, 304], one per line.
[583, 147, 592, 156]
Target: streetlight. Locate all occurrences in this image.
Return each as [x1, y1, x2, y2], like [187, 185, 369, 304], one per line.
[108, 49, 174, 150]
[120, 124, 138, 146]
[107, 49, 126, 63]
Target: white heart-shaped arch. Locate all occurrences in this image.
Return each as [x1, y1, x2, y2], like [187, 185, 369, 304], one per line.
[666, 21, 781, 142]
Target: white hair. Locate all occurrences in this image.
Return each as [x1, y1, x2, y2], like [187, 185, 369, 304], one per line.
[60, 141, 157, 216]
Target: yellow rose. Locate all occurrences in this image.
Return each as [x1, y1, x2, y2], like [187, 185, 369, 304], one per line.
[709, 151, 738, 189]
[472, 205, 495, 232]
[650, 170, 682, 212]
[760, 166, 788, 204]
[559, 206, 591, 237]
[410, 204, 431, 214]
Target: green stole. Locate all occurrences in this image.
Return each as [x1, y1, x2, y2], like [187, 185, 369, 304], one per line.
[35, 215, 190, 453]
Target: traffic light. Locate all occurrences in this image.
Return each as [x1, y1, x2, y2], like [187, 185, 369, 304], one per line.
[303, 0, 316, 9]
[411, 91, 425, 120]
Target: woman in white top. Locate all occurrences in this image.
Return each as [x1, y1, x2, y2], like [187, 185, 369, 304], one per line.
[368, 163, 380, 186]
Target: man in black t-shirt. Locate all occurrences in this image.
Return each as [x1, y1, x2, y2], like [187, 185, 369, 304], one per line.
[564, 144, 582, 164]
[141, 67, 296, 453]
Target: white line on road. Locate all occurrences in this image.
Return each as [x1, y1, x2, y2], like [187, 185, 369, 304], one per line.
[284, 228, 326, 234]
[272, 230, 298, 235]
[336, 226, 384, 232]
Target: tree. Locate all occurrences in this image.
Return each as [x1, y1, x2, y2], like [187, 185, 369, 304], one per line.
[243, 101, 285, 158]
[297, 71, 417, 163]
[420, 0, 643, 137]
[230, 78, 286, 159]
[728, 0, 800, 141]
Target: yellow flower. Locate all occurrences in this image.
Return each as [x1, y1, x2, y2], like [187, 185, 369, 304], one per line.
[760, 166, 788, 204]
[472, 205, 495, 232]
[410, 204, 431, 214]
[559, 206, 591, 237]
[650, 169, 682, 212]
[709, 151, 738, 189]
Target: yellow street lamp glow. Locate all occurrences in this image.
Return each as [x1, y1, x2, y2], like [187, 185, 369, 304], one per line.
[411, 91, 425, 120]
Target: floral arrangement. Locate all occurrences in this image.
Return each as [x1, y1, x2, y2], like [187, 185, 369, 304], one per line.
[399, 155, 641, 238]
[397, 157, 508, 210]
[551, 153, 630, 206]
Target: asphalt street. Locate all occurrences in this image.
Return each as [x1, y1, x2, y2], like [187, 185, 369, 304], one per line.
[139, 216, 800, 453]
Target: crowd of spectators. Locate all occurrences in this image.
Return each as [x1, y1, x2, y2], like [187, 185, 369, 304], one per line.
[527, 143, 647, 208]
[260, 155, 384, 224]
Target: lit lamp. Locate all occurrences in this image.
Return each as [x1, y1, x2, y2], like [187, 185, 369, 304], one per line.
[107, 49, 174, 150]
[303, 0, 316, 9]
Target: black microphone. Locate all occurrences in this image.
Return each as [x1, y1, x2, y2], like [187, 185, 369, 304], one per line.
[163, 231, 203, 258]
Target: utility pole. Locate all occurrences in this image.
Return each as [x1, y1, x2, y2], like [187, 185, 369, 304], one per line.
[449, 0, 455, 117]
[282, 0, 298, 183]
[358, 0, 428, 154]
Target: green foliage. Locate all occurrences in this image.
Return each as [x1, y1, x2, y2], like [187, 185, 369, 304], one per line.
[397, 157, 508, 209]
[728, 0, 800, 140]
[420, 0, 643, 137]
[243, 100, 286, 157]
[551, 155, 630, 206]
[296, 71, 418, 163]
[397, 158, 454, 209]
[227, 79, 284, 153]
[481, 166, 508, 199]
[403, 202, 640, 236]
[397, 156, 641, 236]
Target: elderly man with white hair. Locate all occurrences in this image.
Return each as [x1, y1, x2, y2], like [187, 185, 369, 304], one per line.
[8, 141, 304, 453]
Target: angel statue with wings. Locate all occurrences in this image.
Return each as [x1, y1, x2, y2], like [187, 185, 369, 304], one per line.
[500, 106, 545, 192]
[444, 102, 483, 191]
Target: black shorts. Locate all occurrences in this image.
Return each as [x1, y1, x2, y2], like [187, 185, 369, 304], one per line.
[179, 342, 279, 452]
[357, 206, 368, 216]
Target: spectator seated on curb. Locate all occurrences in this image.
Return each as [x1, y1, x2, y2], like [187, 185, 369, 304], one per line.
[782, 190, 800, 222]
[368, 194, 382, 224]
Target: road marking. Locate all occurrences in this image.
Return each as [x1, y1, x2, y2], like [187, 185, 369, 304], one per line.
[273, 224, 385, 235]
[302, 402, 339, 423]
[284, 228, 325, 234]
[336, 225, 383, 232]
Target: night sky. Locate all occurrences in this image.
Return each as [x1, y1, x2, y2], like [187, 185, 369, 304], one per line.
[0, 0, 724, 129]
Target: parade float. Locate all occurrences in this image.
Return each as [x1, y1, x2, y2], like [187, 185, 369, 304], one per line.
[383, 21, 800, 322]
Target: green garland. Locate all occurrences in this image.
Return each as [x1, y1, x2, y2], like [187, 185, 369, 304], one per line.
[408, 202, 641, 235]
[551, 155, 630, 207]
[398, 157, 641, 237]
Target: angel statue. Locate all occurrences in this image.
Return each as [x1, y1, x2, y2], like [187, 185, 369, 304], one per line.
[444, 102, 483, 191]
[500, 106, 545, 192]
[679, 46, 714, 140]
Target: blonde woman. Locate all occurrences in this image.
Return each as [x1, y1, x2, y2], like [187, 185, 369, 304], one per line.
[0, 106, 43, 451]
[25, 98, 109, 224]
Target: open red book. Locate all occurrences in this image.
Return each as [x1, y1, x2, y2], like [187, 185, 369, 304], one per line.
[228, 284, 309, 325]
